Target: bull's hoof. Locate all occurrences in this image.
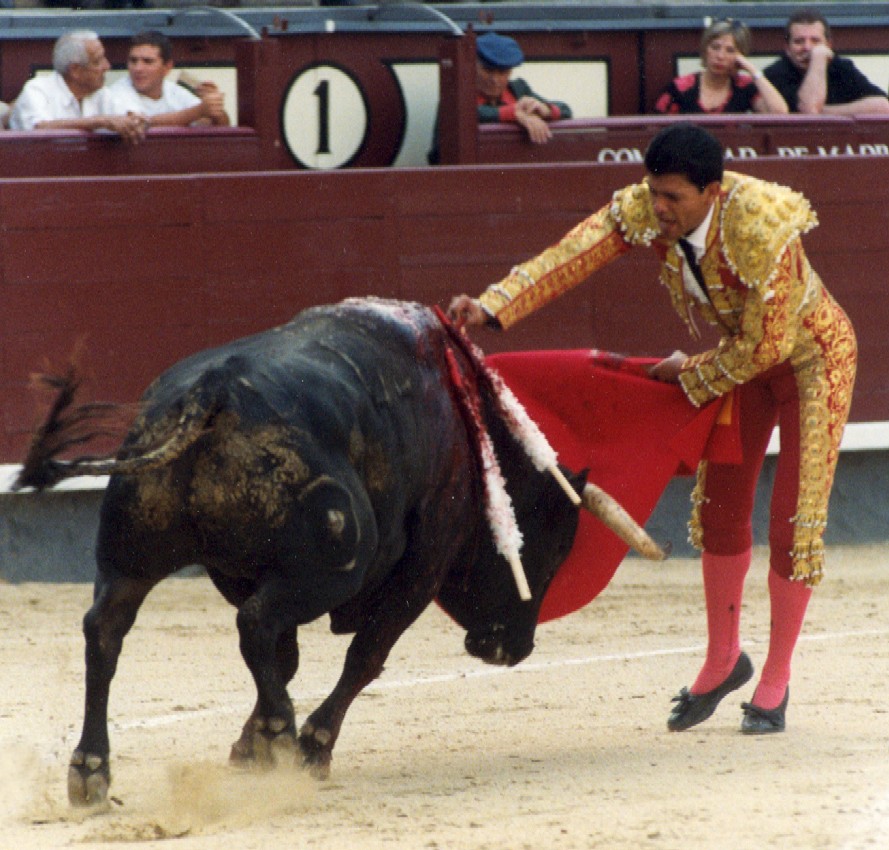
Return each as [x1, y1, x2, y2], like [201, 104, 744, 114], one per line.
[232, 715, 298, 769]
[68, 749, 110, 808]
[229, 733, 255, 766]
[297, 720, 332, 779]
[465, 625, 533, 667]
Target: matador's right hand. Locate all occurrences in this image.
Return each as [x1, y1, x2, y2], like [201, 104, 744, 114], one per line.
[447, 295, 486, 329]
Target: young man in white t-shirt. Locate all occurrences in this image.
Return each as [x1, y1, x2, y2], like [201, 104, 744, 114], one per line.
[108, 30, 230, 127]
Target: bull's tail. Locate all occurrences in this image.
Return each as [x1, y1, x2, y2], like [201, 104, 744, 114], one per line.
[14, 367, 223, 492]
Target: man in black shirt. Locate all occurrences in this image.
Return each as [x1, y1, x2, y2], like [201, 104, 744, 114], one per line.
[763, 9, 889, 114]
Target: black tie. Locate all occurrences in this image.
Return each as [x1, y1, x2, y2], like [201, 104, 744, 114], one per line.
[678, 238, 706, 292]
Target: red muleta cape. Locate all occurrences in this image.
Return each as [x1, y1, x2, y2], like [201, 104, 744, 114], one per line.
[486, 350, 738, 623]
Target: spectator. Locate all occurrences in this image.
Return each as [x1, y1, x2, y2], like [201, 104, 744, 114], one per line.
[107, 31, 230, 127]
[763, 9, 889, 114]
[8, 30, 147, 145]
[473, 32, 572, 142]
[428, 31, 572, 164]
[655, 19, 788, 114]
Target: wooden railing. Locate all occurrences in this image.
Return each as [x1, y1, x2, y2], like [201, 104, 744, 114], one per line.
[471, 114, 889, 165]
[0, 127, 261, 178]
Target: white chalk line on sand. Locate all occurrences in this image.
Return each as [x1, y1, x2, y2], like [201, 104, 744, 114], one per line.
[107, 626, 889, 734]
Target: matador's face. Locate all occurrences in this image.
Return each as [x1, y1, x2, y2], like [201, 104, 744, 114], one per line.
[645, 173, 720, 242]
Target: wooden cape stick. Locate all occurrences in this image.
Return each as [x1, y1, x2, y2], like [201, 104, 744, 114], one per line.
[437, 306, 667, 573]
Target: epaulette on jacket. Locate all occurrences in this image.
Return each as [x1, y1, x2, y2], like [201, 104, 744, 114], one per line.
[610, 173, 818, 300]
[609, 183, 660, 246]
[718, 171, 818, 298]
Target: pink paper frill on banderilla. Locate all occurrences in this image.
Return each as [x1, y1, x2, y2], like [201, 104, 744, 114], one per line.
[486, 350, 736, 623]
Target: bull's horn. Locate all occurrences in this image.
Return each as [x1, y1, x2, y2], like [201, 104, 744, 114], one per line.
[580, 482, 668, 561]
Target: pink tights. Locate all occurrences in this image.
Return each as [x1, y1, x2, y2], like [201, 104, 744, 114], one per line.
[691, 550, 811, 710]
[691, 549, 750, 694]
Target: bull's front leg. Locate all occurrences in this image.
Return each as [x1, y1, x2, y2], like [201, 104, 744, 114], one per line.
[69, 573, 155, 808]
[298, 634, 390, 778]
[299, 555, 442, 778]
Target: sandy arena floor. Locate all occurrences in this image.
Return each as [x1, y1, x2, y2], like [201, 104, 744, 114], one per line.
[1, 544, 888, 850]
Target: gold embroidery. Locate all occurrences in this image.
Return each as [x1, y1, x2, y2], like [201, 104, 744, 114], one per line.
[679, 242, 811, 407]
[787, 291, 857, 584]
[610, 183, 662, 246]
[720, 173, 818, 295]
[478, 208, 630, 329]
[660, 245, 700, 339]
[688, 461, 708, 549]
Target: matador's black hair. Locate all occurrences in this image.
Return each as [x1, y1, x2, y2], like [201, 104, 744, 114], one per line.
[644, 122, 724, 190]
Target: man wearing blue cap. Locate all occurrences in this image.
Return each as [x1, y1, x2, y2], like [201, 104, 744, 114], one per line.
[428, 31, 572, 163]
[475, 32, 572, 144]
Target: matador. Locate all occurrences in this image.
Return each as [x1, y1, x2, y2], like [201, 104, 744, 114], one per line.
[449, 122, 857, 735]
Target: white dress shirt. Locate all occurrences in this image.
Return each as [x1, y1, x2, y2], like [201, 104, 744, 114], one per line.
[679, 202, 715, 305]
[9, 72, 116, 130]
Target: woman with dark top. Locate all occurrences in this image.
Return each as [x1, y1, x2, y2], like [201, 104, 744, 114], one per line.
[655, 20, 788, 115]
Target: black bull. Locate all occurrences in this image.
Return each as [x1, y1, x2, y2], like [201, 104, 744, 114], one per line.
[15, 298, 663, 807]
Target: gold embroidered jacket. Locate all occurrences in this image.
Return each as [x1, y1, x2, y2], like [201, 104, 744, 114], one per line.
[479, 171, 830, 408]
[479, 171, 858, 584]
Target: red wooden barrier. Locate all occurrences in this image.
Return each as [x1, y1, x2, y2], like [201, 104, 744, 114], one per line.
[1, 156, 885, 462]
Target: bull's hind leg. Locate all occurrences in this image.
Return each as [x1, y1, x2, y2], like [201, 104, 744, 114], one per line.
[230, 629, 299, 765]
[206, 570, 300, 766]
[234, 578, 303, 768]
[68, 571, 156, 807]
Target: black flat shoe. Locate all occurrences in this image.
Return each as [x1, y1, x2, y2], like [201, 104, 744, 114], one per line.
[667, 652, 754, 732]
[740, 688, 789, 735]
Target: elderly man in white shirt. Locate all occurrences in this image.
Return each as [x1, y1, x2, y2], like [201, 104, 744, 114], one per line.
[9, 30, 148, 145]
[107, 30, 229, 127]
